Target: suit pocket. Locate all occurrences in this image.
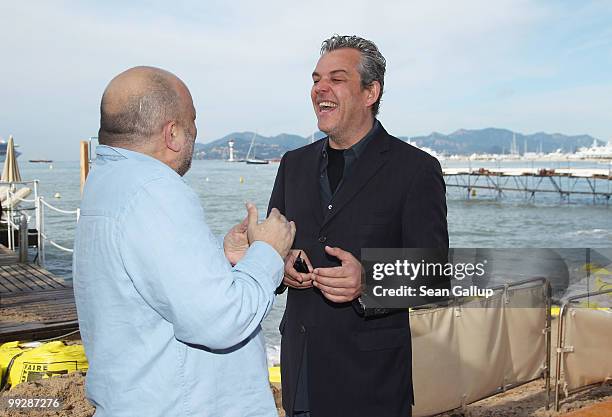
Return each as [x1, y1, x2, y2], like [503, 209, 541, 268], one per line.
[354, 326, 410, 351]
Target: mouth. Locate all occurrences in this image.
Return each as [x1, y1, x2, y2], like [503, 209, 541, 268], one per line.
[317, 100, 338, 114]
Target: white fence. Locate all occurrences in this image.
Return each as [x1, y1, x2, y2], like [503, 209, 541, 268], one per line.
[1, 180, 79, 266]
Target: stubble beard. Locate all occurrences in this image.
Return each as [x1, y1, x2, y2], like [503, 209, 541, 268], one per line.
[328, 134, 348, 149]
[319, 118, 348, 149]
[176, 134, 194, 177]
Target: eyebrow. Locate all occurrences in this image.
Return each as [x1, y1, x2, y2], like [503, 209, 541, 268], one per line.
[312, 69, 349, 78]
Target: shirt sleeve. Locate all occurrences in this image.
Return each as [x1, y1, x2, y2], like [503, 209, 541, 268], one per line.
[118, 176, 284, 350]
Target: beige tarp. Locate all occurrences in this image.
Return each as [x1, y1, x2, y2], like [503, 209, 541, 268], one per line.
[410, 305, 463, 416]
[411, 284, 547, 417]
[505, 286, 547, 384]
[456, 294, 507, 403]
[562, 308, 612, 393]
[1, 135, 22, 183]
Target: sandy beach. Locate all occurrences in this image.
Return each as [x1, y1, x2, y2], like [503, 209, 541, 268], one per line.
[1, 369, 610, 416]
[1, 316, 610, 416]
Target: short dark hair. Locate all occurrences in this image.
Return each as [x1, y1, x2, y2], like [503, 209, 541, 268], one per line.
[99, 72, 181, 146]
[320, 34, 386, 116]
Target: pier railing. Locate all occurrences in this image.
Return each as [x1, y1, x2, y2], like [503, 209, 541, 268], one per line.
[35, 197, 80, 266]
[2, 181, 79, 267]
[443, 166, 612, 204]
[2, 180, 39, 257]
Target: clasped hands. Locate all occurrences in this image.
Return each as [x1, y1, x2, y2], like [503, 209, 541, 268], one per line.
[223, 203, 295, 264]
[223, 204, 361, 303]
[283, 247, 363, 303]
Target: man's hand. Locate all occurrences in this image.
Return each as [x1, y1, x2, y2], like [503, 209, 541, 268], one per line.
[313, 246, 363, 303]
[223, 216, 249, 265]
[246, 203, 296, 259]
[283, 249, 314, 289]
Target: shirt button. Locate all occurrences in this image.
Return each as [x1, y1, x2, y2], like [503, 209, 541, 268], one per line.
[318, 236, 327, 243]
[328, 204, 333, 210]
[300, 324, 306, 334]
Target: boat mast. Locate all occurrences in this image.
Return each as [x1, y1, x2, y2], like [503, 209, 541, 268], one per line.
[246, 132, 256, 160]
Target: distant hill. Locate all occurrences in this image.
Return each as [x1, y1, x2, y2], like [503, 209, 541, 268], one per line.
[193, 131, 325, 160]
[404, 128, 602, 155]
[194, 128, 603, 159]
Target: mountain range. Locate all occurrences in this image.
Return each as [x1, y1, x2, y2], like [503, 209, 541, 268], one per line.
[406, 128, 602, 155]
[193, 131, 325, 160]
[193, 128, 604, 160]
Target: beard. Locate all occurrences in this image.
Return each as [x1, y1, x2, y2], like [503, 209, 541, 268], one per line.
[176, 132, 195, 176]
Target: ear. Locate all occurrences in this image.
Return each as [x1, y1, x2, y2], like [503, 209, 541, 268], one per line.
[163, 121, 181, 152]
[365, 81, 381, 108]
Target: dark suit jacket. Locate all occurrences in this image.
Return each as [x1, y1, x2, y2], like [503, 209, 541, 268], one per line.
[267, 123, 448, 417]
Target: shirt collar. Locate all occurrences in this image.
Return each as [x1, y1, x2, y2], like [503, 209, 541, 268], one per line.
[96, 145, 160, 163]
[95, 145, 179, 175]
[321, 119, 380, 159]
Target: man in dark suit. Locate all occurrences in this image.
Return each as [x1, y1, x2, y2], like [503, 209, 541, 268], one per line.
[268, 35, 449, 417]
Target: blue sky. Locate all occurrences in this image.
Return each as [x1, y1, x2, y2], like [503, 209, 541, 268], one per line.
[1, 0, 611, 160]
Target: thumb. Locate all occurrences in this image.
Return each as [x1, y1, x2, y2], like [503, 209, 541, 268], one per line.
[239, 215, 249, 230]
[246, 202, 259, 229]
[324, 245, 351, 262]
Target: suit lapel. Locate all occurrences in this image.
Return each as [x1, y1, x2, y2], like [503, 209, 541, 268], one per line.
[321, 129, 391, 228]
[303, 140, 325, 227]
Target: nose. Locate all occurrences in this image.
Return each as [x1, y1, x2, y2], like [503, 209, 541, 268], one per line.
[314, 78, 330, 94]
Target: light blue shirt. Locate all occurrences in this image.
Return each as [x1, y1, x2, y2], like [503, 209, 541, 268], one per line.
[73, 145, 284, 417]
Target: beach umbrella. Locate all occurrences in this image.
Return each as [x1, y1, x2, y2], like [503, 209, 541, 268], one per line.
[1, 135, 22, 183]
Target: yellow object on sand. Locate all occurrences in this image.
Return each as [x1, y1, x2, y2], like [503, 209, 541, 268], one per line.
[269, 366, 281, 383]
[550, 277, 612, 317]
[0, 342, 33, 385]
[5, 341, 88, 389]
[595, 276, 612, 292]
[550, 305, 611, 317]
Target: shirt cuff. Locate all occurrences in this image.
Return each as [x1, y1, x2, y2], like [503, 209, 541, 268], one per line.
[234, 241, 285, 294]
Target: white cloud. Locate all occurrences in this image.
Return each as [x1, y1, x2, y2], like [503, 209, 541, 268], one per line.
[0, 0, 610, 159]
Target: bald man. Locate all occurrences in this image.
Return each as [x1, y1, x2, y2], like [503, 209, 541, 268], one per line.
[74, 66, 295, 417]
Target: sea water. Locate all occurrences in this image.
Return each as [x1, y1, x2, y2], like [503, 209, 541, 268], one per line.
[16, 159, 612, 364]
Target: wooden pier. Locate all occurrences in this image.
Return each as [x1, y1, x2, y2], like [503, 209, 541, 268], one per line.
[0, 244, 18, 265]
[0, 248, 78, 343]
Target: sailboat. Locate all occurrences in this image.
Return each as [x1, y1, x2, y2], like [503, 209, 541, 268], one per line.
[245, 132, 269, 165]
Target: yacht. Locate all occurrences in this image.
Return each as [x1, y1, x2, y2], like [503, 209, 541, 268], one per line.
[245, 132, 269, 165]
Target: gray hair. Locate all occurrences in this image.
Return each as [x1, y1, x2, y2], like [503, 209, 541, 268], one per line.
[320, 34, 386, 116]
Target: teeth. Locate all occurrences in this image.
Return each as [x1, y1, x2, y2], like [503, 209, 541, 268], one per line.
[319, 101, 338, 109]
